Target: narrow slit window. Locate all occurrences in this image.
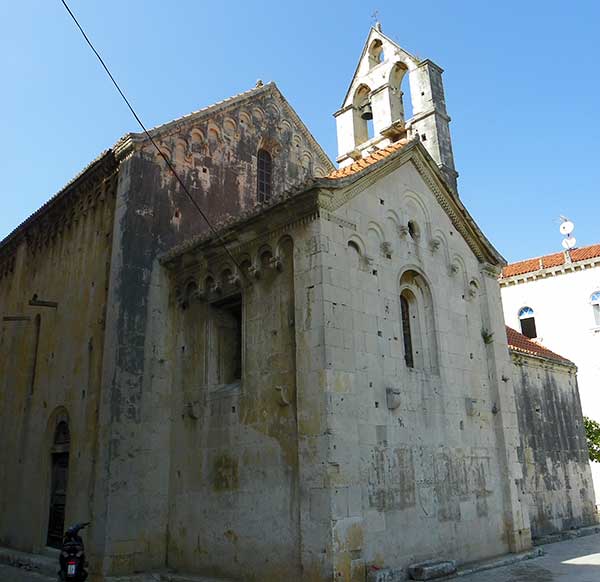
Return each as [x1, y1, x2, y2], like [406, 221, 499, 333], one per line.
[591, 291, 600, 326]
[400, 294, 414, 368]
[257, 149, 272, 202]
[408, 220, 420, 240]
[211, 296, 243, 385]
[519, 306, 537, 339]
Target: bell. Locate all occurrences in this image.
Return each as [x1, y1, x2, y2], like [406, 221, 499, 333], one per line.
[360, 102, 373, 120]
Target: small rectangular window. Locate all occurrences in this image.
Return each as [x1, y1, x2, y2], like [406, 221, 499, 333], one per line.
[594, 304, 600, 327]
[210, 296, 242, 385]
[520, 317, 537, 339]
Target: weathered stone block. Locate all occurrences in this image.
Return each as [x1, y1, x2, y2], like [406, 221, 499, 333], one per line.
[408, 559, 456, 580]
[367, 567, 404, 582]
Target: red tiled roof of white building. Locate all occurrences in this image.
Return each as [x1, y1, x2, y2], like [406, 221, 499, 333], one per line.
[505, 326, 573, 365]
[501, 243, 600, 278]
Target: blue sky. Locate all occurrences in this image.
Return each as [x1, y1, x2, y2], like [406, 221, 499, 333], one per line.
[1, 0, 598, 262]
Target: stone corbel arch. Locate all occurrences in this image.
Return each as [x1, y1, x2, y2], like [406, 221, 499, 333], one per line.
[219, 263, 243, 291]
[347, 233, 367, 257]
[178, 277, 199, 309]
[402, 191, 432, 241]
[367, 221, 386, 259]
[430, 229, 450, 264]
[174, 138, 189, 165]
[467, 277, 481, 300]
[449, 254, 469, 291]
[275, 235, 294, 266]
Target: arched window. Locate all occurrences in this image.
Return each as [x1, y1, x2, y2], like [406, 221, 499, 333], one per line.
[53, 421, 70, 446]
[399, 270, 438, 373]
[352, 84, 373, 147]
[389, 63, 413, 122]
[407, 220, 420, 240]
[348, 240, 361, 260]
[257, 149, 272, 202]
[591, 291, 600, 326]
[519, 306, 537, 339]
[368, 39, 384, 69]
[400, 294, 414, 368]
[400, 70, 413, 120]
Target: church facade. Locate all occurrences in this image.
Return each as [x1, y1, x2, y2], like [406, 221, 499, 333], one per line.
[0, 25, 595, 582]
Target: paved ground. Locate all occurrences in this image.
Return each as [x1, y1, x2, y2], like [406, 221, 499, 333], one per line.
[0, 564, 54, 581]
[0, 534, 599, 581]
[459, 533, 600, 582]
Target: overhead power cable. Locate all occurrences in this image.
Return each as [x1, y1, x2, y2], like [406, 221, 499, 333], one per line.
[59, 0, 246, 277]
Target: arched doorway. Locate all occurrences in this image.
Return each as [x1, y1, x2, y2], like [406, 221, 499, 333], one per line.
[46, 420, 70, 548]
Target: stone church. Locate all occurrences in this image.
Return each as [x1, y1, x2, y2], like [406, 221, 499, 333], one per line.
[0, 24, 596, 582]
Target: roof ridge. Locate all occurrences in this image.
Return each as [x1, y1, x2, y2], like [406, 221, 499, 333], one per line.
[140, 82, 274, 139]
[325, 138, 411, 179]
[0, 149, 115, 253]
[0, 82, 336, 255]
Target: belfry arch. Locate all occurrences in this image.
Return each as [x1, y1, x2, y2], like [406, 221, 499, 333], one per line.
[352, 84, 373, 146]
[389, 62, 412, 123]
[333, 24, 458, 190]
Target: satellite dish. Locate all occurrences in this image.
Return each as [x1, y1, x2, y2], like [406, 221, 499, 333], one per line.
[562, 236, 576, 250]
[560, 220, 574, 235]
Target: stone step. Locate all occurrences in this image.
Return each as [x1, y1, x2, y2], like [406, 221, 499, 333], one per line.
[161, 574, 237, 582]
[408, 560, 457, 581]
[0, 546, 57, 578]
[107, 572, 238, 582]
[0, 548, 238, 582]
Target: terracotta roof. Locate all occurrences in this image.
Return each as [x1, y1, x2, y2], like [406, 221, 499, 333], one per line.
[506, 326, 573, 365]
[501, 243, 600, 278]
[325, 139, 410, 179]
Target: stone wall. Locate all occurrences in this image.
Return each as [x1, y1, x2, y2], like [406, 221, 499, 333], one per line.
[0, 164, 117, 553]
[165, 237, 302, 581]
[501, 265, 600, 502]
[92, 87, 332, 577]
[310, 159, 530, 577]
[511, 352, 597, 538]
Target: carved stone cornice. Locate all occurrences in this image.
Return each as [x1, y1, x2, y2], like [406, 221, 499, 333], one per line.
[127, 83, 334, 174]
[317, 143, 503, 266]
[509, 350, 576, 371]
[0, 153, 118, 266]
[172, 230, 292, 310]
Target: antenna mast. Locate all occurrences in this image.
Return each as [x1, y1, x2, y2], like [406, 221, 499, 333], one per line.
[559, 216, 576, 250]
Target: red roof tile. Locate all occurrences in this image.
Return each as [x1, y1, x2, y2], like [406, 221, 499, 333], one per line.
[501, 243, 600, 278]
[325, 139, 409, 179]
[506, 326, 573, 364]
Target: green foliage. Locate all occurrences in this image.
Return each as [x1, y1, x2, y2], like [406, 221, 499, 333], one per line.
[481, 328, 494, 345]
[583, 416, 600, 463]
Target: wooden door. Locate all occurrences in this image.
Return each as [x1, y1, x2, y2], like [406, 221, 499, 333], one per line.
[47, 452, 69, 548]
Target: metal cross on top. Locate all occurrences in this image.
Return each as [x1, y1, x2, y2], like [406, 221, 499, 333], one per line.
[371, 10, 382, 30]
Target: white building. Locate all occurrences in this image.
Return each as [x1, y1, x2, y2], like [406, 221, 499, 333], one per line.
[500, 243, 600, 502]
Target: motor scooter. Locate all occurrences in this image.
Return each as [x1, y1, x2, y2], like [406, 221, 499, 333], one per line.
[58, 522, 90, 581]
